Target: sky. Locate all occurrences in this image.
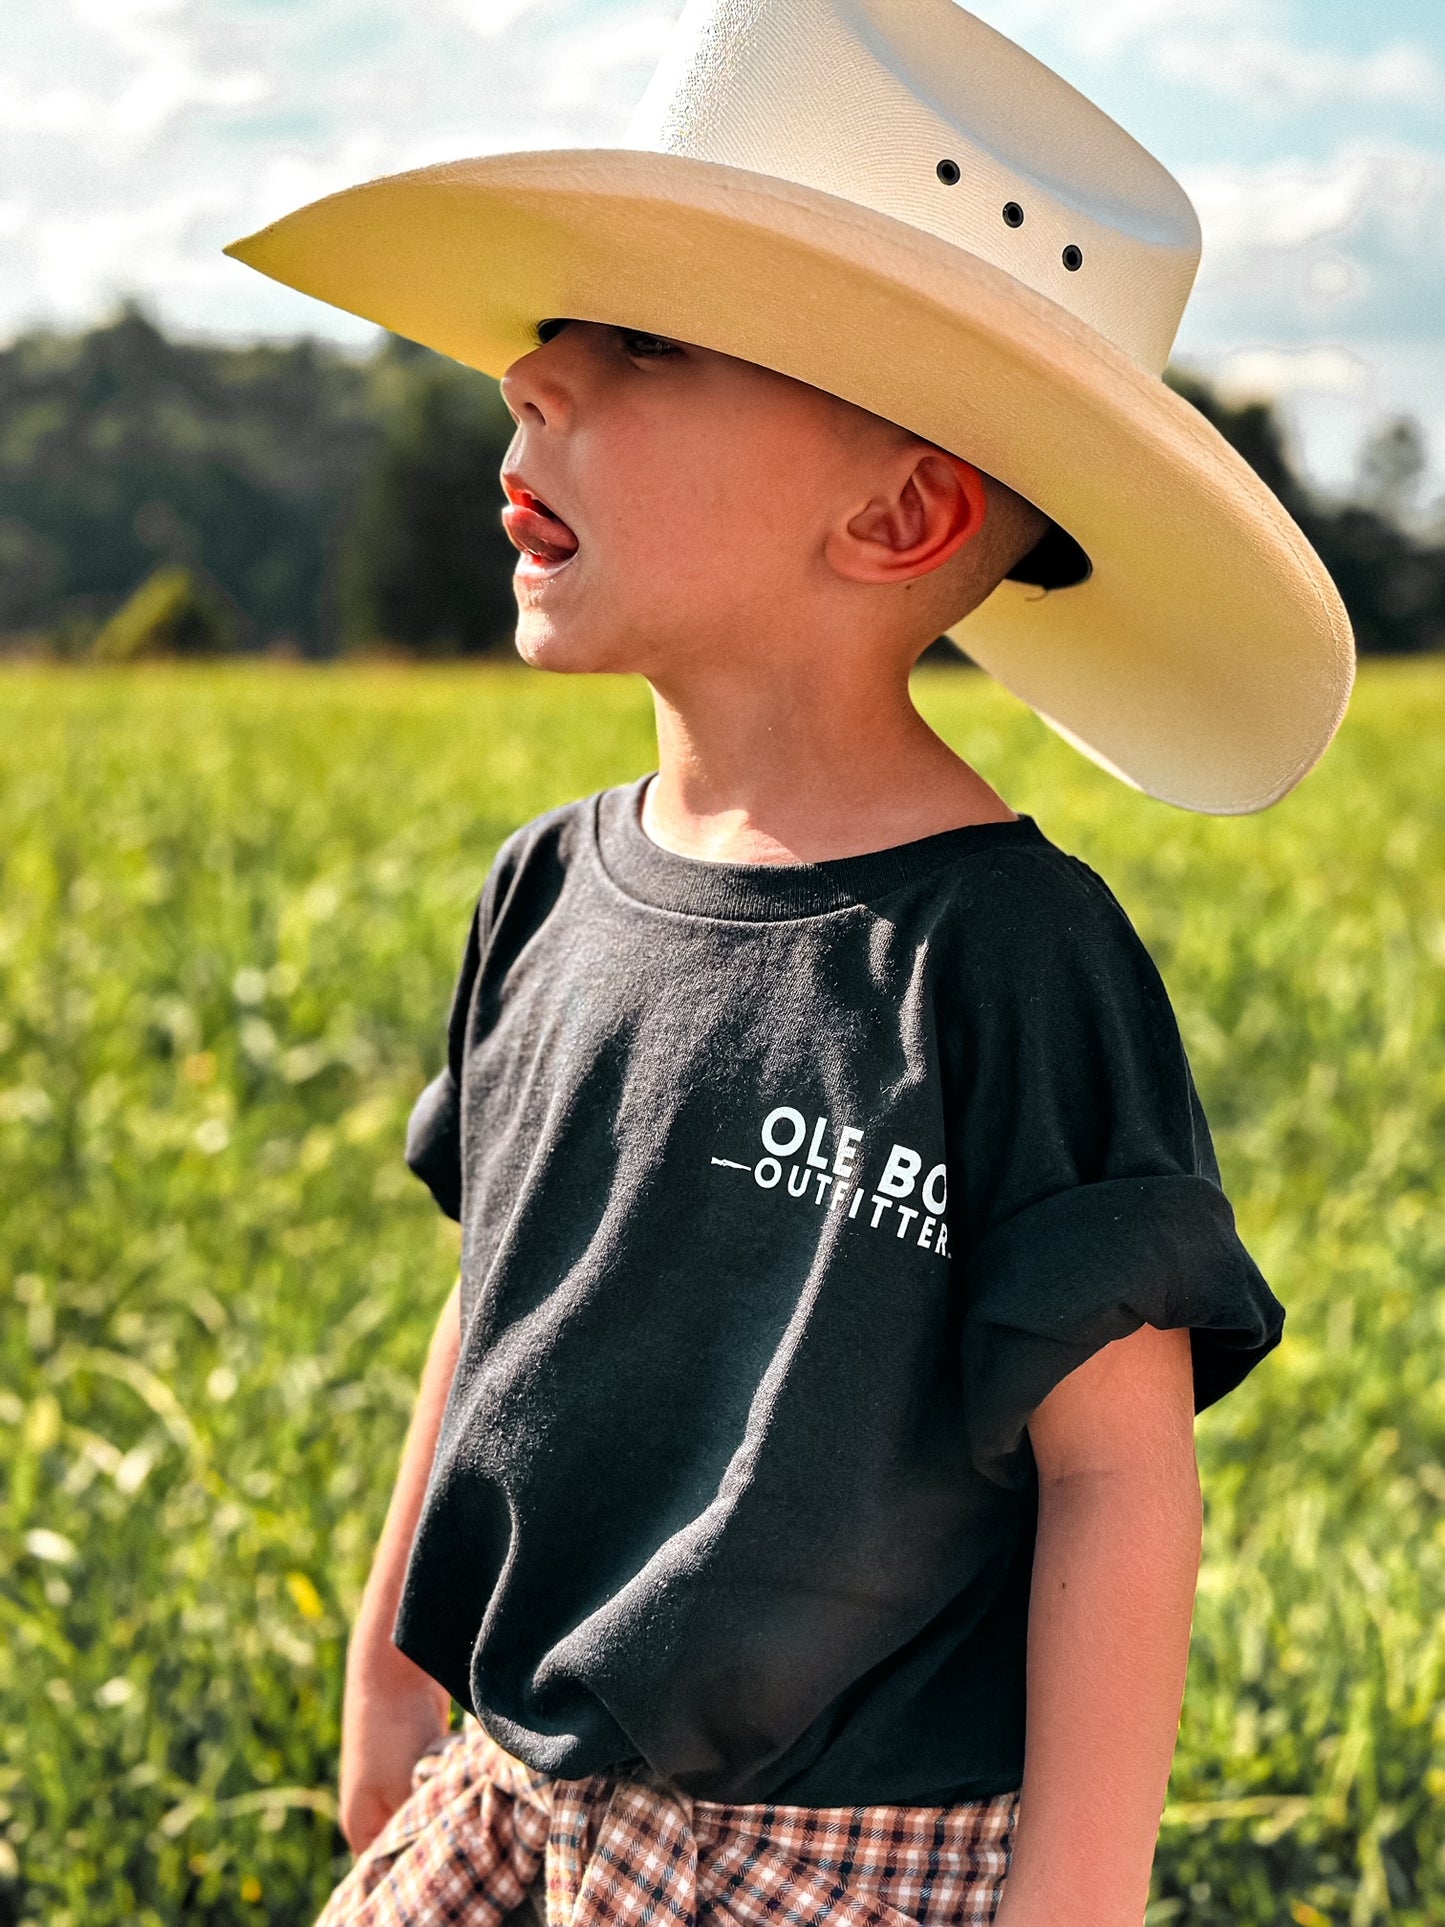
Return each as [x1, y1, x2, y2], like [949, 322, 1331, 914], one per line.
[2, 0, 1443, 503]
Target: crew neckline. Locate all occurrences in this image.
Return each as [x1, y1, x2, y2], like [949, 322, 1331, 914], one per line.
[593, 775, 1049, 921]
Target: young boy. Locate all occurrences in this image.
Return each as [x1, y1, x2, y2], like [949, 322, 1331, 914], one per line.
[226, 4, 1354, 1923]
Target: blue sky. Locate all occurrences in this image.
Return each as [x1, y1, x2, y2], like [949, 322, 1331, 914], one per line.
[2, 0, 1442, 501]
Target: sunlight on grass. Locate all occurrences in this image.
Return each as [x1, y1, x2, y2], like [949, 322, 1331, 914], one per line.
[2, 659, 1442, 1924]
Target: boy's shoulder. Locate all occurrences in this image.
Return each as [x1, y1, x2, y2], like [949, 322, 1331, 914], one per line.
[927, 822, 1155, 965]
[488, 790, 594, 872]
[475, 790, 599, 926]
[914, 829, 1189, 1053]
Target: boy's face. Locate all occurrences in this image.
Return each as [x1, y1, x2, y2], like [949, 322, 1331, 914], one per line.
[499, 320, 935, 679]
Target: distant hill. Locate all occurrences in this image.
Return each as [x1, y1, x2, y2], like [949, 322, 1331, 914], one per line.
[0, 305, 1440, 655]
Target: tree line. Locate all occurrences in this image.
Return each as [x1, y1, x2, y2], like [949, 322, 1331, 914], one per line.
[1, 303, 1441, 658]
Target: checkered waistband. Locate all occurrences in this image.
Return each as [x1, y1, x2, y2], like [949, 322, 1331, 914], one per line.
[317, 1717, 1020, 1927]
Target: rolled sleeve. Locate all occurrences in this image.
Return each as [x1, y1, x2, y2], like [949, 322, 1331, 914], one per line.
[946, 851, 1286, 1491]
[959, 1172, 1284, 1489]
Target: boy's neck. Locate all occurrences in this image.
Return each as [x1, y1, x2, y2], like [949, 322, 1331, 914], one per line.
[641, 660, 1016, 867]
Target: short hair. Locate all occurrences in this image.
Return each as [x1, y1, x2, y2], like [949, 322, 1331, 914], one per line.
[921, 469, 1084, 640]
[1004, 517, 1092, 590]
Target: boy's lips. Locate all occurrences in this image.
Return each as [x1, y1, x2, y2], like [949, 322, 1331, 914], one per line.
[501, 478, 579, 571]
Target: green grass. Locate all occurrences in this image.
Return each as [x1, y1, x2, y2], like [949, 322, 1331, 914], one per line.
[1, 660, 1443, 1926]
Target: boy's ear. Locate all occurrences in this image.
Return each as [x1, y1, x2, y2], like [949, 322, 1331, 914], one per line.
[829, 450, 988, 585]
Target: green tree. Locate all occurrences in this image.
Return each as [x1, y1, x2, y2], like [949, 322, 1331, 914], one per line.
[1167, 371, 1445, 656]
[0, 304, 376, 651]
[1359, 415, 1427, 522]
[335, 343, 518, 654]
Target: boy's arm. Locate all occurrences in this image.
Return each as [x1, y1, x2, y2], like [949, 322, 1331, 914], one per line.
[993, 1322, 1202, 1927]
[339, 1280, 461, 1855]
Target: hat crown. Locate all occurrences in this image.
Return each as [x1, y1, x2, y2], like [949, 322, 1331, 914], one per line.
[626, 0, 1201, 374]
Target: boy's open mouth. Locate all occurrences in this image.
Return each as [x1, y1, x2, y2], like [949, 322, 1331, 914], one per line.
[501, 477, 579, 571]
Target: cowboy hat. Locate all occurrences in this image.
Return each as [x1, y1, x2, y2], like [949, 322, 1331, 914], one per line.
[224, 0, 1354, 813]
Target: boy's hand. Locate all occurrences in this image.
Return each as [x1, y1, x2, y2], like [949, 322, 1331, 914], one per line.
[339, 1648, 453, 1854]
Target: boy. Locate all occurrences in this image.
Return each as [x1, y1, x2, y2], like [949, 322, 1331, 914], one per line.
[225, 4, 1354, 1923]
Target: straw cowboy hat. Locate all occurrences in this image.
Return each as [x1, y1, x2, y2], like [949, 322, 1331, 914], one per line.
[225, 0, 1355, 814]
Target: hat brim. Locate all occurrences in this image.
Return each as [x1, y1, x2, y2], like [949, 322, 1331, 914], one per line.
[225, 148, 1354, 814]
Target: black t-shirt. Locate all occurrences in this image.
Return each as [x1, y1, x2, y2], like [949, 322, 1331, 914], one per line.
[396, 776, 1283, 1806]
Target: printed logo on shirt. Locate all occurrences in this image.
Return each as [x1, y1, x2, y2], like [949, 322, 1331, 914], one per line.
[711, 1106, 949, 1259]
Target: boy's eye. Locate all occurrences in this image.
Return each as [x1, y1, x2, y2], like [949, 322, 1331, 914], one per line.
[619, 329, 679, 360]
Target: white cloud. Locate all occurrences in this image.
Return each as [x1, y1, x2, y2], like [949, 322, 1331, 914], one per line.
[1185, 146, 1442, 261]
[3, 0, 271, 152]
[1156, 34, 1441, 111]
[977, 0, 1443, 121]
[452, 0, 552, 36]
[28, 187, 233, 321]
[1190, 158, 1367, 256]
[1079, 0, 1249, 63]
[538, 8, 677, 114]
[0, 80, 92, 134]
[66, 0, 186, 78]
[1304, 254, 1364, 304]
[0, 63, 268, 147]
[113, 62, 267, 141]
[998, 0, 1252, 64]
[1212, 343, 1371, 404]
[77, 0, 191, 22]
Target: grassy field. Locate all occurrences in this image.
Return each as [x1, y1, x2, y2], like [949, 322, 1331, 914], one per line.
[1, 660, 1443, 1926]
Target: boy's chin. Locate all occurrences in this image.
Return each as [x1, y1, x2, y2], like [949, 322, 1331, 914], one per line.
[512, 612, 644, 677]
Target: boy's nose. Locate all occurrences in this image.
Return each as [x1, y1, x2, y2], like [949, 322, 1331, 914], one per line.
[500, 338, 574, 430]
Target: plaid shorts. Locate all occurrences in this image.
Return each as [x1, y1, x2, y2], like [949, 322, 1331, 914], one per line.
[316, 1717, 1020, 1927]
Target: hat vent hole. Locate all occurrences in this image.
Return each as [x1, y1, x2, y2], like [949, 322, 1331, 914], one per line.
[1063, 245, 1084, 271]
[936, 159, 961, 186]
[1002, 202, 1025, 228]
